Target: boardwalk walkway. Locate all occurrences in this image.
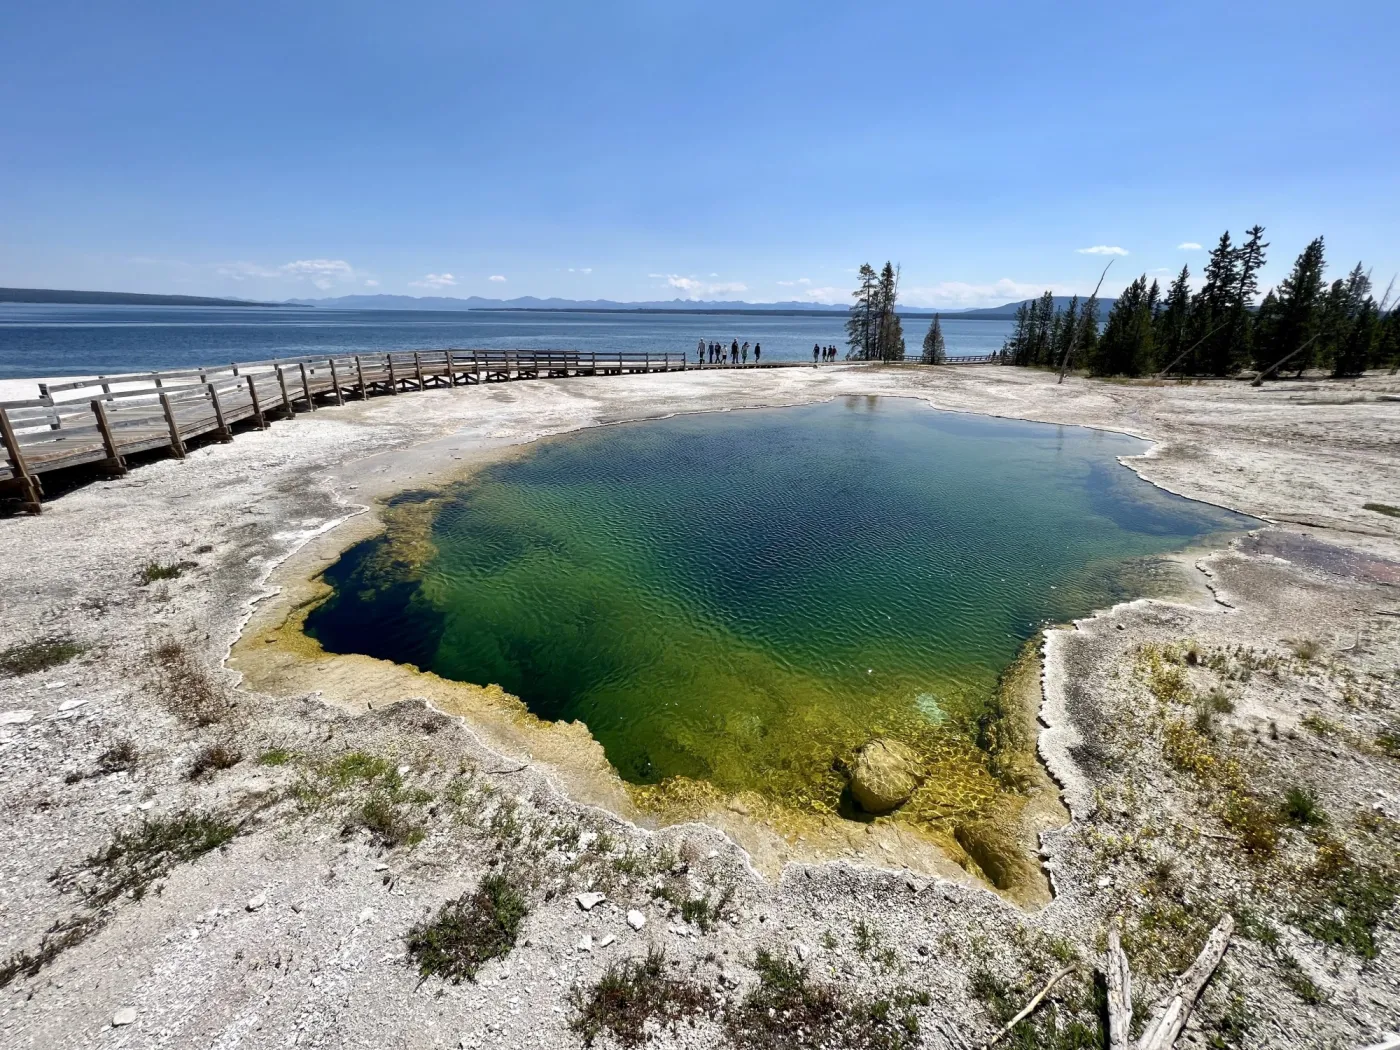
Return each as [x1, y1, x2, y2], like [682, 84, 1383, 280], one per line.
[0, 349, 999, 513]
[0, 349, 792, 513]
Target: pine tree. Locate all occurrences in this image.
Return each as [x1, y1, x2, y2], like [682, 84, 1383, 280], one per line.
[1051, 296, 1079, 370]
[1156, 266, 1193, 375]
[1032, 291, 1056, 365]
[1195, 230, 1243, 375]
[1002, 302, 1031, 364]
[921, 314, 946, 364]
[846, 263, 878, 360]
[1267, 237, 1326, 375]
[1326, 263, 1375, 377]
[1090, 276, 1154, 376]
[873, 262, 904, 362]
[1228, 225, 1268, 370]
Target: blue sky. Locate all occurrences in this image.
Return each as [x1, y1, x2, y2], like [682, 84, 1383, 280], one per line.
[2, 1, 1396, 308]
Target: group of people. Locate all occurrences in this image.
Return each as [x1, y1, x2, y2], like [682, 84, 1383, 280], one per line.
[695, 339, 843, 365]
[699, 339, 761, 365]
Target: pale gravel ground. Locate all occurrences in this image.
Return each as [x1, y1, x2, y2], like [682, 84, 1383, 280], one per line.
[1, 364, 1398, 1049]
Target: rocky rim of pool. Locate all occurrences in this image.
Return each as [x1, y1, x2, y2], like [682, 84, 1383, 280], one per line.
[232, 396, 1255, 902]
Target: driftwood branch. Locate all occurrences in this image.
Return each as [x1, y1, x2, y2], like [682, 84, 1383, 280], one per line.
[1105, 922, 1133, 1050]
[980, 964, 1080, 1049]
[1128, 914, 1234, 1050]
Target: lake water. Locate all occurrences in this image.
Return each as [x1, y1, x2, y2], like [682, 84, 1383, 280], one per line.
[304, 398, 1253, 816]
[0, 303, 1011, 380]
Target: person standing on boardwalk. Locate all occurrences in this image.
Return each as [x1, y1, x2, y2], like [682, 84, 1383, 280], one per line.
[813, 343, 820, 364]
[731, 339, 739, 364]
[698, 338, 706, 366]
[754, 343, 761, 363]
[741, 341, 749, 364]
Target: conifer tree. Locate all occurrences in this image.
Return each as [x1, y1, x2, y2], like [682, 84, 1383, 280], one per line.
[921, 314, 946, 364]
[1156, 266, 1193, 374]
[846, 263, 878, 360]
[1267, 237, 1326, 375]
[1195, 230, 1243, 375]
[1002, 302, 1031, 364]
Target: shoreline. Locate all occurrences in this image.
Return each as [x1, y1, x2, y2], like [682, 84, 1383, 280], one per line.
[3, 365, 1398, 1047]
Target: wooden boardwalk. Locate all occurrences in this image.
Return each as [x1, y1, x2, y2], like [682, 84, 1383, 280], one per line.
[0, 349, 806, 513]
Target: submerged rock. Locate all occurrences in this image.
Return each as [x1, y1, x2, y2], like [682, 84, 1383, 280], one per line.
[847, 738, 924, 813]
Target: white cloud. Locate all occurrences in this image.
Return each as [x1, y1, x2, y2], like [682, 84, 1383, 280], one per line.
[654, 273, 747, 298]
[364, 279, 380, 287]
[802, 287, 846, 304]
[902, 278, 1081, 309]
[216, 258, 359, 290]
[1177, 242, 1203, 250]
[489, 275, 507, 282]
[411, 273, 457, 289]
[1076, 245, 1129, 256]
[567, 267, 593, 274]
[777, 277, 813, 288]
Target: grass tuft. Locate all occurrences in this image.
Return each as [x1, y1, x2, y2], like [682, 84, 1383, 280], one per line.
[139, 560, 196, 585]
[188, 744, 242, 780]
[570, 948, 712, 1047]
[149, 638, 234, 726]
[406, 874, 528, 983]
[0, 635, 84, 677]
[724, 949, 924, 1050]
[257, 747, 295, 766]
[1281, 786, 1326, 827]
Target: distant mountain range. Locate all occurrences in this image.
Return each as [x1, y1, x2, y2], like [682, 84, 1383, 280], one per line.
[0, 287, 287, 307]
[0, 287, 1116, 318]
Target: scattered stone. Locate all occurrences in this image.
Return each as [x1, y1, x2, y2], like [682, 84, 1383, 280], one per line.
[847, 738, 925, 813]
[793, 942, 810, 962]
[246, 893, 266, 912]
[291, 902, 305, 914]
[575, 892, 606, 911]
[44, 681, 67, 690]
[58, 698, 87, 711]
[0, 711, 35, 725]
[577, 831, 598, 850]
[626, 909, 647, 930]
[112, 1008, 136, 1027]
[374, 861, 390, 871]
[598, 933, 616, 948]
[577, 934, 593, 952]
[358, 907, 376, 924]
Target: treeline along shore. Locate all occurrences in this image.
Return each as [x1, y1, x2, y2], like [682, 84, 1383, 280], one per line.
[1000, 228, 1400, 378]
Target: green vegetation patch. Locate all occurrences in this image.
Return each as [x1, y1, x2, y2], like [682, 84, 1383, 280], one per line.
[725, 949, 924, 1050]
[78, 810, 241, 908]
[406, 873, 528, 982]
[1291, 848, 1398, 960]
[0, 635, 84, 677]
[139, 560, 197, 585]
[1363, 502, 1400, 518]
[969, 964, 1104, 1050]
[571, 948, 712, 1047]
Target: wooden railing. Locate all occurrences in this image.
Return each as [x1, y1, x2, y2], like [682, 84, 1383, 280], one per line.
[1, 348, 807, 513]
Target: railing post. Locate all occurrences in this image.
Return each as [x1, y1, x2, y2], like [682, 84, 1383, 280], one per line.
[354, 355, 368, 399]
[298, 362, 316, 411]
[328, 358, 344, 405]
[207, 383, 232, 442]
[387, 354, 399, 394]
[90, 399, 127, 473]
[0, 406, 44, 512]
[246, 374, 266, 429]
[414, 351, 426, 390]
[276, 366, 295, 418]
[159, 391, 187, 458]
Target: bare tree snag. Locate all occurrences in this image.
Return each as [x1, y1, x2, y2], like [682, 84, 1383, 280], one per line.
[1114, 914, 1234, 1050]
[1105, 922, 1133, 1050]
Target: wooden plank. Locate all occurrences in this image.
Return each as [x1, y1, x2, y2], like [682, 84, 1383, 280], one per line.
[276, 366, 295, 418]
[329, 358, 345, 406]
[355, 355, 368, 399]
[298, 362, 316, 412]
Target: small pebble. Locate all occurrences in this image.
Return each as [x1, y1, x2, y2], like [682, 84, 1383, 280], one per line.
[626, 910, 647, 931]
[112, 1008, 136, 1027]
[246, 893, 266, 911]
[576, 892, 606, 911]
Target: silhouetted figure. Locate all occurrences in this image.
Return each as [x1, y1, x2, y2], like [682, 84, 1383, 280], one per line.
[754, 343, 761, 363]
[731, 339, 739, 364]
[813, 343, 820, 364]
[741, 341, 749, 364]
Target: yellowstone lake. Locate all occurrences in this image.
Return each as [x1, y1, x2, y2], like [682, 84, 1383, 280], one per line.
[305, 397, 1254, 816]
